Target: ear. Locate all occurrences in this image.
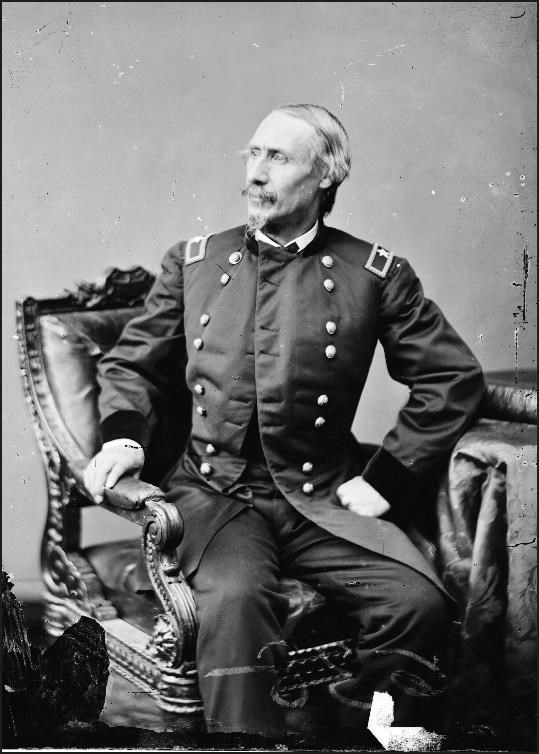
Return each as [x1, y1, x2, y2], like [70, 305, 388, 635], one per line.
[318, 175, 332, 189]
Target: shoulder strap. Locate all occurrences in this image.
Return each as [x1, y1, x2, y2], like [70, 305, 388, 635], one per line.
[185, 233, 214, 266]
[365, 242, 394, 279]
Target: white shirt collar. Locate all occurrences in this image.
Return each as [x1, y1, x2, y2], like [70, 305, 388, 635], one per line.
[255, 220, 319, 253]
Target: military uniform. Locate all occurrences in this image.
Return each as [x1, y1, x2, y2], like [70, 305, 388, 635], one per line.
[97, 223, 485, 736]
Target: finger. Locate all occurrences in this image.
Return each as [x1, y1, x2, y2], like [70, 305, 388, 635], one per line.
[89, 456, 115, 502]
[104, 463, 127, 490]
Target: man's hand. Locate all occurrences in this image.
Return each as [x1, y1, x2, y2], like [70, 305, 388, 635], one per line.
[336, 476, 391, 518]
[83, 439, 145, 504]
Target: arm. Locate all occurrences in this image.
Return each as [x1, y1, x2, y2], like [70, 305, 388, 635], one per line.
[84, 242, 186, 501]
[362, 256, 485, 510]
[338, 256, 485, 517]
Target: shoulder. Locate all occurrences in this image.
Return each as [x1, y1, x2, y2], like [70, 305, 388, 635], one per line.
[324, 226, 403, 281]
[183, 226, 246, 266]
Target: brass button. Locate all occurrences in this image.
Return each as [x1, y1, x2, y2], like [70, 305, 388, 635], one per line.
[200, 313, 210, 326]
[321, 255, 334, 268]
[229, 251, 242, 265]
[193, 338, 203, 350]
[205, 443, 216, 455]
[317, 394, 328, 406]
[196, 406, 206, 416]
[303, 482, 314, 495]
[220, 273, 230, 285]
[194, 383, 205, 395]
[325, 345, 336, 359]
[326, 321, 336, 335]
[200, 462, 212, 476]
[315, 417, 326, 428]
[302, 462, 313, 474]
[323, 279, 335, 292]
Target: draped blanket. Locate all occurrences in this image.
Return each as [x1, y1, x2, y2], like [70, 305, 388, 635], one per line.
[436, 419, 537, 748]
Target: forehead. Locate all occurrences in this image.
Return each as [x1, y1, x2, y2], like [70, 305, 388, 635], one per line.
[249, 111, 315, 158]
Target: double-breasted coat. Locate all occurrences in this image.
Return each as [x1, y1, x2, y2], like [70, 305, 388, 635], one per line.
[97, 223, 485, 590]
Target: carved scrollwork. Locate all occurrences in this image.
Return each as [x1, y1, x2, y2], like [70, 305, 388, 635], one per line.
[63, 267, 155, 310]
[147, 614, 179, 663]
[143, 501, 198, 667]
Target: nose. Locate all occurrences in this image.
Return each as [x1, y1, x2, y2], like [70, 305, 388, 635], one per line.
[247, 154, 269, 185]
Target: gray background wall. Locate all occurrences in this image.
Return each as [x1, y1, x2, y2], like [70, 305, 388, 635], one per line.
[3, 2, 536, 591]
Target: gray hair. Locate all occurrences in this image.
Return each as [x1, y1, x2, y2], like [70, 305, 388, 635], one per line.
[272, 103, 351, 217]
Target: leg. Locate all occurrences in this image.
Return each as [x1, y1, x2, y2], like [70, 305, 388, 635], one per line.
[188, 507, 289, 738]
[281, 516, 450, 729]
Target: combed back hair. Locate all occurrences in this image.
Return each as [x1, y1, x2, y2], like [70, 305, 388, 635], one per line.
[272, 103, 351, 217]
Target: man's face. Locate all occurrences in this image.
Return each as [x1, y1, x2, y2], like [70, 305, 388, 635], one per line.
[243, 111, 330, 234]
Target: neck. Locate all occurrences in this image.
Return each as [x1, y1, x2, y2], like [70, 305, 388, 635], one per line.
[260, 216, 319, 246]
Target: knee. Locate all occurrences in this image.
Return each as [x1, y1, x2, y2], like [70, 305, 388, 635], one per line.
[399, 579, 449, 634]
[195, 571, 284, 626]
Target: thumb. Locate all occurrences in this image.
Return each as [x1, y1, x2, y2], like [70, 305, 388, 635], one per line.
[105, 463, 129, 490]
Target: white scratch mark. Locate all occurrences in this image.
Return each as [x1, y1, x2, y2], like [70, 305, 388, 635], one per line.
[431, 190, 436, 195]
[252, 43, 260, 47]
[506, 171, 511, 176]
[379, 43, 412, 56]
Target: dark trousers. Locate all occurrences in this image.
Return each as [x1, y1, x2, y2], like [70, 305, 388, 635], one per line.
[187, 465, 450, 738]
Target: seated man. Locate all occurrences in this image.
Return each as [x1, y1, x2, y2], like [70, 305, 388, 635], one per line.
[84, 103, 485, 744]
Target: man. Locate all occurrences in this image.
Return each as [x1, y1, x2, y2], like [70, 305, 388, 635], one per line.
[84, 104, 485, 744]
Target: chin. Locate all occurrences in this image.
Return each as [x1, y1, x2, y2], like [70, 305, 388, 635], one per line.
[247, 205, 273, 231]
[246, 213, 269, 233]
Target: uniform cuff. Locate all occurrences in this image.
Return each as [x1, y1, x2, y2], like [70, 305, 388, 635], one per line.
[99, 411, 150, 449]
[361, 447, 418, 510]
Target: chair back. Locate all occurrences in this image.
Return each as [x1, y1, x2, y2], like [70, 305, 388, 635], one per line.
[17, 267, 192, 484]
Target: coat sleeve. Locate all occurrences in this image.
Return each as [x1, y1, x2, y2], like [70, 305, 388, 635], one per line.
[96, 241, 186, 449]
[361, 256, 485, 508]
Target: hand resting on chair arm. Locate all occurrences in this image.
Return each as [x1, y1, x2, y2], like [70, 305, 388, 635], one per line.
[83, 438, 145, 504]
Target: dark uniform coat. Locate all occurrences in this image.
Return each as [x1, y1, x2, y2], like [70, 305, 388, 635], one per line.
[97, 223, 485, 590]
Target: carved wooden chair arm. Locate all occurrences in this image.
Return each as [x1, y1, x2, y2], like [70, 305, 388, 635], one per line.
[68, 459, 198, 663]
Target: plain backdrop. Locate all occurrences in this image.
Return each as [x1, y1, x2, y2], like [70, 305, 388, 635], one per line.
[2, 2, 536, 590]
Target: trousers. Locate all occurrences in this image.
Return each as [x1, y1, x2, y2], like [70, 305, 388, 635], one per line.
[187, 462, 450, 738]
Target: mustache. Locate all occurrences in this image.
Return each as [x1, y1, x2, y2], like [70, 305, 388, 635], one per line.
[241, 184, 277, 204]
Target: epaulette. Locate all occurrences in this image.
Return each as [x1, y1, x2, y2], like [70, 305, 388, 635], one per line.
[364, 242, 394, 279]
[184, 233, 214, 266]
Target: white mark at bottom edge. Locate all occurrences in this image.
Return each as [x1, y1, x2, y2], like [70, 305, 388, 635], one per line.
[368, 691, 445, 751]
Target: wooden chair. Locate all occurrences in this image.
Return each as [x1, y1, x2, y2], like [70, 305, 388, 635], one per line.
[16, 267, 365, 719]
[16, 267, 537, 737]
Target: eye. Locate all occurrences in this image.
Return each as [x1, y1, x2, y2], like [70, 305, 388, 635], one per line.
[272, 153, 286, 162]
[249, 147, 261, 159]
